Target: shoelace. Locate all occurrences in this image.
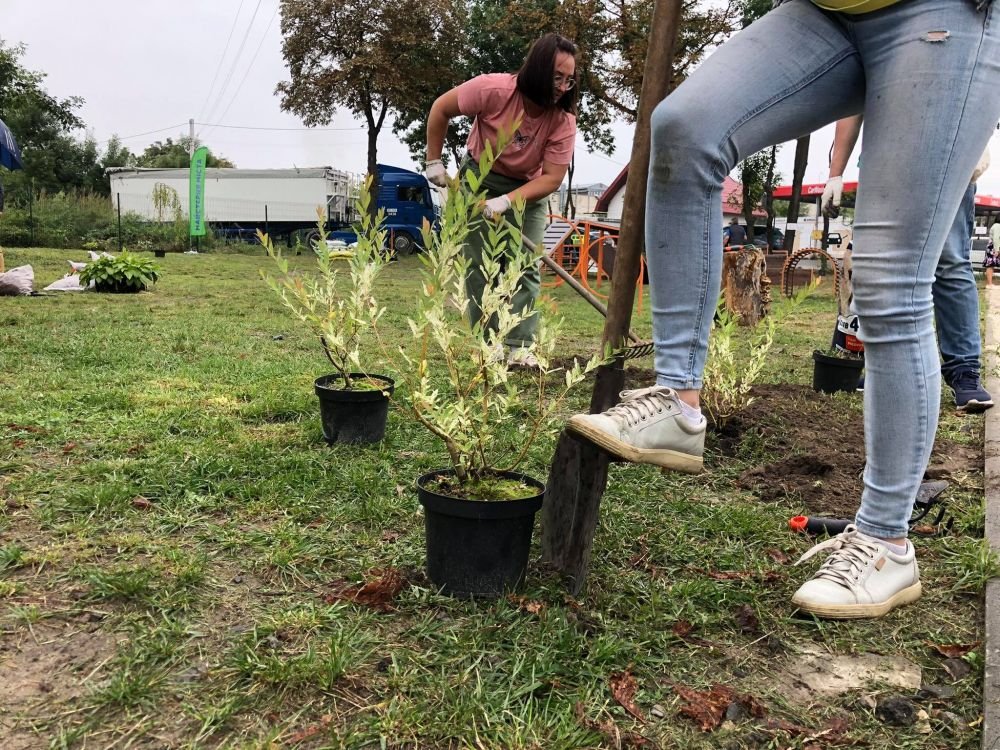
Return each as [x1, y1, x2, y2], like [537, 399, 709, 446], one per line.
[951, 370, 981, 393]
[604, 388, 672, 427]
[795, 525, 883, 588]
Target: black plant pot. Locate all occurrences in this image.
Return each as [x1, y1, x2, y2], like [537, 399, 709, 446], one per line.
[417, 469, 544, 598]
[314, 373, 394, 444]
[94, 280, 147, 293]
[812, 350, 864, 394]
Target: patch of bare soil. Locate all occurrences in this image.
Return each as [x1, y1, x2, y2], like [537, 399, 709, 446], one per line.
[724, 383, 979, 519]
[0, 621, 119, 749]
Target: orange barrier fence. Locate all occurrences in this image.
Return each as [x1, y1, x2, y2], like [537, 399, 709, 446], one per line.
[540, 214, 647, 313]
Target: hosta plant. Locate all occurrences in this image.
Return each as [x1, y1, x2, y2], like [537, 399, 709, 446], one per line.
[79, 250, 161, 293]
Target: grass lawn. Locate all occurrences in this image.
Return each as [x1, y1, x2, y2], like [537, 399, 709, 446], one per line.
[0, 246, 993, 749]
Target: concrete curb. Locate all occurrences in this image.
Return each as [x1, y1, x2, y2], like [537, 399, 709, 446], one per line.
[982, 287, 1000, 750]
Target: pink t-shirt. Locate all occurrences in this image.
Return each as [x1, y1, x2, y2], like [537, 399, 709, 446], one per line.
[456, 73, 576, 182]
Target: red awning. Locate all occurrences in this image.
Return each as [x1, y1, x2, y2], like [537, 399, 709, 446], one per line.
[772, 182, 1000, 212]
[771, 182, 859, 199]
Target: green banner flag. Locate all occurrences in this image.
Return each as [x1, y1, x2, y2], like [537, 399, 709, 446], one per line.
[189, 146, 208, 237]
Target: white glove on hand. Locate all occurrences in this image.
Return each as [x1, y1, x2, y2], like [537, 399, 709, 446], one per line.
[821, 176, 843, 219]
[424, 159, 448, 188]
[482, 194, 512, 220]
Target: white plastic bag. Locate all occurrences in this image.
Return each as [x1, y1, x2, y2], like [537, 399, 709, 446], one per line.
[44, 274, 87, 292]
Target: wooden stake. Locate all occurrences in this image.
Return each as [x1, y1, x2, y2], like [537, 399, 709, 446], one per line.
[542, 0, 685, 593]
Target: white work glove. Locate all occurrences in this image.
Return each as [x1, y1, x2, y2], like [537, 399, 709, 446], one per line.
[482, 194, 512, 220]
[972, 148, 991, 184]
[821, 176, 843, 219]
[424, 159, 448, 188]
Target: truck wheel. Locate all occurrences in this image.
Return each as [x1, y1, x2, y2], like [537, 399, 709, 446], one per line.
[304, 229, 321, 250]
[392, 231, 417, 255]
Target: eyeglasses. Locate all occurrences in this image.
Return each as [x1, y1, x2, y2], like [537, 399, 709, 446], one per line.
[554, 75, 576, 90]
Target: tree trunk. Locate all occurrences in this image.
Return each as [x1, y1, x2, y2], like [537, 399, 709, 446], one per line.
[363, 94, 388, 225]
[764, 145, 776, 248]
[590, 0, 683, 414]
[542, 0, 685, 595]
[838, 246, 853, 317]
[564, 155, 576, 219]
[366, 127, 380, 223]
[783, 135, 810, 255]
[722, 247, 770, 326]
[742, 181, 755, 242]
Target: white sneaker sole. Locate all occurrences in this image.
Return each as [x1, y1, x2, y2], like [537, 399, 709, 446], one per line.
[567, 418, 703, 474]
[792, 581, 922, 619]
[957, 399, 993, 413]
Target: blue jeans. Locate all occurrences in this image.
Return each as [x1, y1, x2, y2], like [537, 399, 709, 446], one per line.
[646, 0, 1000, 539]
[936, 183, 982, 382]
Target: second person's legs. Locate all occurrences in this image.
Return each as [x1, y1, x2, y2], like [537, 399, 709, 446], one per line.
[934, 183, 992, 411]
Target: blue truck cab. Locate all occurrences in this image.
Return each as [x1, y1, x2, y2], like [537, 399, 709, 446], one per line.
[329, 164, 439, 254]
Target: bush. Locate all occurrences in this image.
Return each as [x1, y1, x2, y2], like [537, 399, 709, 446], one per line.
[0, 189, 219, 252]
[79, 250, 161, 293]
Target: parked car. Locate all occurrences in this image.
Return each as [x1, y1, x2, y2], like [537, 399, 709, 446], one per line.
[749, 226, 785, 250]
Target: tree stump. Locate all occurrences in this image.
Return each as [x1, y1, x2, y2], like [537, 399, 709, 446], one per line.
[722, 247, 770, 326]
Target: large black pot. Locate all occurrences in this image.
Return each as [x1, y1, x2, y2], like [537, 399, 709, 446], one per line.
[812, 350, 863, 394]
[417, 469, 544, 598]
[314, 373, 394, 444]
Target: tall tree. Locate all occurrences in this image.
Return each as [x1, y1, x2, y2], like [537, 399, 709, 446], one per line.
[392, 0, 617, 162]
[0, 39, 86, 197]
[277, 0, 465, 213]
[136, 137, 234, 168]
[734, 146, 781, 241]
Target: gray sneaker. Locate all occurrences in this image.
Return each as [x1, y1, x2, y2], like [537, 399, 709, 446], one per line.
[567, 385, 705, 473]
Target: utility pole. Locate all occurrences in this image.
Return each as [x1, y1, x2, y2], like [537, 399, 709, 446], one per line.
[189, 118, 195, 157]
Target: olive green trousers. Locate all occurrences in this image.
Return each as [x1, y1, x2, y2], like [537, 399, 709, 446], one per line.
[460, 160, 548, 348]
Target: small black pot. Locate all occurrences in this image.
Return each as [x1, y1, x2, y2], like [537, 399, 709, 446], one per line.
[812, 350, 864, 394]
[314, 373, 394, 444]
[417, 469, 544, 598]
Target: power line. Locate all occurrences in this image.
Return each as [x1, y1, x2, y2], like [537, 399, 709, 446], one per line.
[197, 122, 364, 132]
[200, 0, 266, 132]
[196, 0, 247, 123]
[95, 124, 189, 147]
[200, 5, 279, 141]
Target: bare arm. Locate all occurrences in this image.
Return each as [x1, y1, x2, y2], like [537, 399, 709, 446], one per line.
[830, 115, 863, 179]
[426, 88, 462, 162]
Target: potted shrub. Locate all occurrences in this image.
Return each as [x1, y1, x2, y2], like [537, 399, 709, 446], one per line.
[813, 258, 864, 394]
[259, 185, 394, 444]
[79, 249, 161, 293]
[390, 144, 603, 597]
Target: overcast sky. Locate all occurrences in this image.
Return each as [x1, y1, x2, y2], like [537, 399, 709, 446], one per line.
[7, 0, 1000, 197]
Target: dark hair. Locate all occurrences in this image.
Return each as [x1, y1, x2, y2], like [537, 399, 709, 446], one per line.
[515, 33, 578, 114]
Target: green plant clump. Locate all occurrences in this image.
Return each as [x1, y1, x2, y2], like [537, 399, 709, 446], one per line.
[79, 249, 162, 293]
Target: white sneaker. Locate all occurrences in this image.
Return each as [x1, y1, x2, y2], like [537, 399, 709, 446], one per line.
[791, 525, 921, 619]
[507, 347, 540, 370]
[566, 385, 705, 473]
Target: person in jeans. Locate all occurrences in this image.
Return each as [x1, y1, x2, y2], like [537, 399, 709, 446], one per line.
[824, 115, 993, 412]
[569, 0, 1000, 619]
[424, 33, 578, 369]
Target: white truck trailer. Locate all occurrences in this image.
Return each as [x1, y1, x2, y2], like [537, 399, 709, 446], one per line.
[106, 167, 359, 243]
